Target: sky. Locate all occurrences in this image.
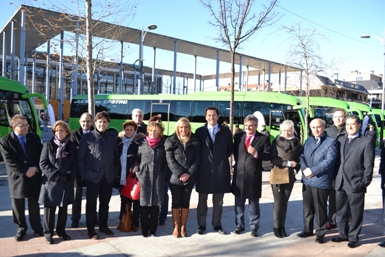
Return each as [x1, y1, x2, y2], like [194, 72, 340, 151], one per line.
[1, 0, 384, 90]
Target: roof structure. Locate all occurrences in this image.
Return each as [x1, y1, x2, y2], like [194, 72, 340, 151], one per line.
[0, 5, 301, 78]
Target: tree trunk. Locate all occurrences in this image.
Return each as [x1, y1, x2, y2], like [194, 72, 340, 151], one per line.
[230, 50, 235, 134]
[86, 0, 95, 117]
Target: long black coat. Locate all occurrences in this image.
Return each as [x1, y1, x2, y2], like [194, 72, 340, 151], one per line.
[135, 138, 167, 207]
[0, 132, 42, 199]
[232, 132, 271, 199]
[165, 133, 201, 186]
[39, 138, 78, 206]
[195, 124, 233, 194]
[78, 129, 120, 184]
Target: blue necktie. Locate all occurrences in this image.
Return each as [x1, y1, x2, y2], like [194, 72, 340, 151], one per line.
[20, 136, 27, 156]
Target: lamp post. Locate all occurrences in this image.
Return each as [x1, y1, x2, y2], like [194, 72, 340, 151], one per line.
[138, 24, 157, 95]
[361, 27, 385, 146]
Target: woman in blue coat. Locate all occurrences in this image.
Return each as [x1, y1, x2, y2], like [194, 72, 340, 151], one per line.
[39, 121, 77, 244]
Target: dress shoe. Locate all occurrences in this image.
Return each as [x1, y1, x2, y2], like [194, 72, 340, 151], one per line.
[232, 226, 245, 235]
[71, 220, 79, 228]
[99, 227, 113, 235]
[378, 241, 385, 247]
[34, 230, 44, 237]
[347, 241, 359, 248]
[280, 227, 287, 237]
[273, 227, 282, 238]
[297, 231, 314, 238]
[315, 236, 324, 244]
[196, 226, 206, 235]
[326, 223, 337, 230]
[14, 232, 25, 242]
[131, 226, 139, 232]
[214, 226, 226, 235]
[59, 234, 71, 240]
[331, 237, 348, 243]
[142, 231, 149, 237]
[159, 221, 166, 226]
[88, 231, 99, 240]
[45, 237, 54, 244]
[251, 229, 258, 237]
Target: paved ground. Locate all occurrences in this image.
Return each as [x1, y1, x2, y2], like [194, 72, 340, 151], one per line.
[0, 131, 384, 256]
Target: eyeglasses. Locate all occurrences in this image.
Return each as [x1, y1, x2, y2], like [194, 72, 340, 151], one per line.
[80, 120, 92, 123]
[17, 123, 29, 128]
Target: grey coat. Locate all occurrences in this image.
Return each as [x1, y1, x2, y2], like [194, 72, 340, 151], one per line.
[136, 138, 167, 207]
[39, 138, 78, 206]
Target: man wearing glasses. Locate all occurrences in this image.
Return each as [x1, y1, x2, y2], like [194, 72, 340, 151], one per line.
[0, 114, 43, 241]
[70, 112, 95, 228]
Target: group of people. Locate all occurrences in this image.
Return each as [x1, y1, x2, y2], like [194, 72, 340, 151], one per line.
[0, 106, 383, 249]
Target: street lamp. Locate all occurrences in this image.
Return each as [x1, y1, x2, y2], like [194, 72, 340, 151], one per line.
[361, 27, 385, 146]
[138, 24, 157, 95]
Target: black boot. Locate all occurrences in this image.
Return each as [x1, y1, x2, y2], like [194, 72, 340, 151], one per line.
[280, 227, 286, 237]
[273, 227, 282, 238]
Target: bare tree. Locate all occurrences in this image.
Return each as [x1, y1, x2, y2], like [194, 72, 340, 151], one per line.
[283, 22, 329, 139]
[20, 0, 137, 117]
[200, 0, 278, 131]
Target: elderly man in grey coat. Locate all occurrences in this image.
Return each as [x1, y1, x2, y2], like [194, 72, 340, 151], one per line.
[298, 118, 339, 244]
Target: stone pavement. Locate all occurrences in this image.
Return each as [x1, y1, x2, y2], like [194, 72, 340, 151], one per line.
[0, 153, 384, 256]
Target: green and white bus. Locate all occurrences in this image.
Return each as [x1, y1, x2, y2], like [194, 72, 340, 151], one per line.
[70, 91, 307, 143]
[0, 76, 48, 138]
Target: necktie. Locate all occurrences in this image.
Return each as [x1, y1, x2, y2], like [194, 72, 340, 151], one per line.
[20, 136, 27, 156]
[315, 137, 320, 144]
[211, 127, 215, 143]
[348, 137, 352, 143]
[245, 136, 252, 150]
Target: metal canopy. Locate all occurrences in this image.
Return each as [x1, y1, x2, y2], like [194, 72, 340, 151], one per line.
[0, 5, 301, 75]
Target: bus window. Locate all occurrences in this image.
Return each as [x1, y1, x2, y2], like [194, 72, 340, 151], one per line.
[192, 101, 215, 122]
[128, 100, 152, 120]
[169, 100, 192, 121]
[0, 101, 10, 125]
[217, 101, 242, 124]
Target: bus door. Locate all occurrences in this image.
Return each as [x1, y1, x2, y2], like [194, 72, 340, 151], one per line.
[269, 110, 285, 138]
[150, 103, 170, 135]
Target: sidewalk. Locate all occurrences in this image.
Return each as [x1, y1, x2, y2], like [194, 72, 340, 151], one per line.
[0, 156, 384, 256]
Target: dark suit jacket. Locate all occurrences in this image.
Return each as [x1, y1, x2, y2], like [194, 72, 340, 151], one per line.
[0, 132, 43, 198]
[336, 135, 375, 193]
[232, 131, 270, 199]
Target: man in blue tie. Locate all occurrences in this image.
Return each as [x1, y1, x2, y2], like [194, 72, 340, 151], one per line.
[195, 106, 233, 235]
[0, 114, 43, 241]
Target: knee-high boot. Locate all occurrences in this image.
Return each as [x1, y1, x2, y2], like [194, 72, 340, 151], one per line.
[180, 208, 189, 237]
[172, 208, 181, 237]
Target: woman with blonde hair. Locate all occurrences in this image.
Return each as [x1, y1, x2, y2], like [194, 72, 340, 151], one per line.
[39, 121, 78, 244]
[270, 119, 301, 238]
[165, 117, 200, 237]
[134, 122, 167, 237]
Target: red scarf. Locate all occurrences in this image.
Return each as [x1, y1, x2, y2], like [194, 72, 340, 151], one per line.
[146, 136, 161, 148]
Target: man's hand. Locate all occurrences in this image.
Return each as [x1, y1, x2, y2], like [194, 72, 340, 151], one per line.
[247, 146, 258, 157]
[25, 167, 37, 178]
[303, 168, 313, 178]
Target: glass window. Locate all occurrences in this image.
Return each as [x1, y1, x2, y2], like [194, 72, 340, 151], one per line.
[217, 101, 242, 124]
[128, 100, 152, 120]
[192, 101, 215, 122]
[169, 100, 192, 121]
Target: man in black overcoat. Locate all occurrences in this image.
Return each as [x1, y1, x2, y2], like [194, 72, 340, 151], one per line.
[70, 112, 94, 228]
[0, 114, 43, 241]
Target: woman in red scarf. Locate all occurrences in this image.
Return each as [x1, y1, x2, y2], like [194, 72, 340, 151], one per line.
[134, 122, 167, 237]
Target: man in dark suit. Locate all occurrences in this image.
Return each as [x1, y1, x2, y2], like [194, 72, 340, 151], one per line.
[0, 114, 43, 241]
[78, 111, 120, 239]
[325, 108, 346, 230]
[332, 115, 375, 248]
[132, 108, 147, 134]
[70, 112, 94, 228]
[298, 118, 339, 244]
[231, 114, 270, 237]
[195, 106, 233, 235]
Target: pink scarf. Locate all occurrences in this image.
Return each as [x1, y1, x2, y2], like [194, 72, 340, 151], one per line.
[146, 136, 161, 148]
